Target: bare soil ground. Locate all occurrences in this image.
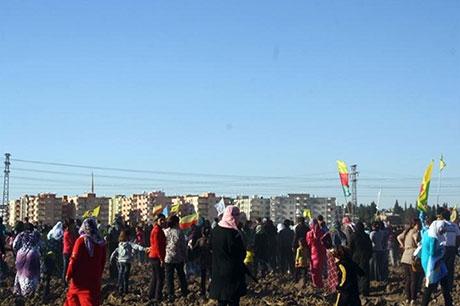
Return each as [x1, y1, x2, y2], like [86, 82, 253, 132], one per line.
[1, 261, 459, 306]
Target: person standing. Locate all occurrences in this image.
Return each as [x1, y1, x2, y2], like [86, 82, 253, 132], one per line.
[12, 223, 45, 297]
[332, 245, 365, 306]
[397, 218, 422, 305]
[64, 218, 106, 306]
[294, 239, 309, 285]
[278, 219, 295, 277]
[210, 205, 247, 306]
[420, 214, 451, 306]
[192, 225, 212, 298]
[369, 221, 385, 281]
[110, 229, 148, 294]
[348, 222, 373, 297]
[431, 208, 460, 293]
[164, 215, 188, 301]
[306, 218, 327, 288]
[62, 218, 78, 284]
[148, 214, 166, 302]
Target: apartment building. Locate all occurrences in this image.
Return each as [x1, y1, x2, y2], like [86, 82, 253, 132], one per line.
[288, 193, 336, 225]
[68, 193, 110, 225]
[172, 193, 232, 221]
[270, 195, 296, 224]
[234, 195, 270, 221]
[108, 195, 125, 225]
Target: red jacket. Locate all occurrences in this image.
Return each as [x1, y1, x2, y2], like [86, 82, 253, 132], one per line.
[149, 225, 166, 261]
[63, 230, 77, 254]
[66, 237, 106, 295]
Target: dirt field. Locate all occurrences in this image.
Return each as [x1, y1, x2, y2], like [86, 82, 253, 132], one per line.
[1, 261, 459, 305]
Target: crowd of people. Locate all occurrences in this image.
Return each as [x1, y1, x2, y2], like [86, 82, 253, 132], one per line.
[0, 204, 459, 306]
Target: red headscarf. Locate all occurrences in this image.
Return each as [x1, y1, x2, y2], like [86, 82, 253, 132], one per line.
[218, 205, 240, 232]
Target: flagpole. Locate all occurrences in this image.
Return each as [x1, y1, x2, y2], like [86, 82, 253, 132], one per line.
[436, 167, 442, 205]
[376, 189, 381, 215]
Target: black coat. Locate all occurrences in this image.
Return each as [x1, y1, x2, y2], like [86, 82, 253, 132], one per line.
[209, 226, 247, 301]
[348, 231, 373, 268]
[292, 223, 309, 249]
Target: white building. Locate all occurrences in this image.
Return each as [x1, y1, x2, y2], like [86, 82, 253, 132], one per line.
[234, 195, 270, 221]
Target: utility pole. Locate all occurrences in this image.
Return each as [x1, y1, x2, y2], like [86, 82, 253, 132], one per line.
[2, 153, 11, 220]
[350, 164, 358, 221]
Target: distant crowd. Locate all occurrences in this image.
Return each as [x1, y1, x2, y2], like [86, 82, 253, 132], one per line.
[0, 205, 459, 306]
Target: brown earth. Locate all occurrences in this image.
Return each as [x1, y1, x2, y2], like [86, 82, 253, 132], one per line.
[1, 261, 459, 306]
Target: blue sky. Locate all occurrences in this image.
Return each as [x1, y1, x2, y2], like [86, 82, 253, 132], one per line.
[1, 1, 459, 208]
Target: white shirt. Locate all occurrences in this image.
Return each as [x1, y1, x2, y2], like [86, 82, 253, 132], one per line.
[430, 220, 460, 247]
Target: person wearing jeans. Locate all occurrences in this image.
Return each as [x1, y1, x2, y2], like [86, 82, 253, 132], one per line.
[164, 215, 188, 301]
[110, 230, 147, 295]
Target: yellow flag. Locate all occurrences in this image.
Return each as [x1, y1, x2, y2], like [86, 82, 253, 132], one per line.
[451, 205, 458, 222]
[440, 155, 446, 172]
[171, 204, 180, 213]
[92, 206, 101, 218]
[417, 160, 434, 213]
[82, 210, 90, 218]
[303, 209, 312, 219]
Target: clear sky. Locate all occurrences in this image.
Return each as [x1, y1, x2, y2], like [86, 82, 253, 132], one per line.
[1, 1, 459, 209]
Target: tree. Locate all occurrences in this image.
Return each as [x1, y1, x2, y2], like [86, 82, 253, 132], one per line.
[393, 200, 404, 216]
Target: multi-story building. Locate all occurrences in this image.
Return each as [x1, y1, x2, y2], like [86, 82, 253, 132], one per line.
[108, 195, 125, 225]
[172, 193, 232, 221]
[288, 193, 336, 225]
[234, 195, 270, 221]
[26, 193, 63, 225]
[270, 195, 296, 224]
[68, 193, 110, 225]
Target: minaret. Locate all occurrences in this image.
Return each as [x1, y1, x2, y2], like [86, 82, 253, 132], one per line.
[91, 172, 94, 194]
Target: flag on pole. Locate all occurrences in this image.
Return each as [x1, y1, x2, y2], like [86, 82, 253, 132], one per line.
[92, 206, 101, 218]
[171, 204, 180, 214]
[214, 198, 225, 216]
[179, 213, 199, 230]
[162, 205, 169, 217]
[303, 209, 312, 219]
[152, 204, 164, 216]
[440, 155, 446, 172]
[417, 160, 434, 213]
[82, 210, 90, 218]
[450, 205, 458, 223]
[336, 160, 352, 197]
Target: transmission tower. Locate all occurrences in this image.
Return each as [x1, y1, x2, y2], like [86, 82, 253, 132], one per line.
[2, 153, 11, 220]
[350, 164, 358, 221]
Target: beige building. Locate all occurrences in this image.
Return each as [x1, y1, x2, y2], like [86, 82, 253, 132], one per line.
[9, 194, 64, 226]
[68, 193, 110, 225]
[234, 195, 270, 221]
[171, 193, 232, 221]
[108, 195, 125, 225]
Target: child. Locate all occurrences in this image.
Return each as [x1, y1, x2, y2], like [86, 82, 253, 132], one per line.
[244, 244, 256, 281]
[332, 245, 365, 306]
[295, 239, 309, 285]
[192, 226, 212, 297]
[110, 230, 149, 294]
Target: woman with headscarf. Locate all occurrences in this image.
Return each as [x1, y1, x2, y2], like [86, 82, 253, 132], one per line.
[342, 216, 356, 243]
[419, 214, 451, 306]
[254, 224, 269, 278]
[306, 218, 327, 288]
[47, 221, 63, 274]
[64, 218, 106, 306]
[210, 205, 247, 306]
[12, 223, 45, 297]
[348, 221, 373, 297]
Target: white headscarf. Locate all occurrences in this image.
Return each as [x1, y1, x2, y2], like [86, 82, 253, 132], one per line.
[277, 223, 285, 233]
[47, 221, 63, 240]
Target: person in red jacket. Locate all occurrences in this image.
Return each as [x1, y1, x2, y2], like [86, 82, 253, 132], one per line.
[148, 213, 166, 302]
[62, 218, 78, 284]
[65, 218, 106, 306]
